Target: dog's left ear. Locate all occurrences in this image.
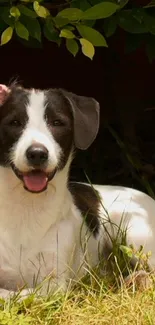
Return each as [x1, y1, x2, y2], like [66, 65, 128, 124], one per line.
[63, 91, 100, 150]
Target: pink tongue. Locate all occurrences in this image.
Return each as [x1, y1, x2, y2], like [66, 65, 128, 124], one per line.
[23, 171, 48, 192]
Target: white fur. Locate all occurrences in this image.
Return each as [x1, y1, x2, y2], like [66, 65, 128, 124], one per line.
[0, 90, 155, 299]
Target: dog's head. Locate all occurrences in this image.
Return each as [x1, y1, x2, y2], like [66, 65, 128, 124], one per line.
[0, 84, 99, 193]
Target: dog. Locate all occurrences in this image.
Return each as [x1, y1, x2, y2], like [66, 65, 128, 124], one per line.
[0, 83, 154, 299]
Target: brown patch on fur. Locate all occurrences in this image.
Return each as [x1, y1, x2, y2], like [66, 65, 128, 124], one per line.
[69, 182, 100, 236]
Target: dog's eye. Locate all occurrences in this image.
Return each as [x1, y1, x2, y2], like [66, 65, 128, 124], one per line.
[52, 120, 64, 127]
[45, 114, 65, 127]
[9, 120, 22, 127]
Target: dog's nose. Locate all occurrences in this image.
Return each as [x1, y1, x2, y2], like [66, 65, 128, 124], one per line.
[26, 145, 48, 167]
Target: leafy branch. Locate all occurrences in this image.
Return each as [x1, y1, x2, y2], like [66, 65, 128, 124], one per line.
[0, 0, 155, 60]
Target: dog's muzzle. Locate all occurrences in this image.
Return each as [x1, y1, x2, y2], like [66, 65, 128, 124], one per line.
[11, 144, 57, 193]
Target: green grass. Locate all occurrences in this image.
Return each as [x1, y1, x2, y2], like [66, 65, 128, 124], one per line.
[0, 277, 155, 325]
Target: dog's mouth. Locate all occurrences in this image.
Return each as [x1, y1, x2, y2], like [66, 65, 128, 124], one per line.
[11, 164, 57, 193]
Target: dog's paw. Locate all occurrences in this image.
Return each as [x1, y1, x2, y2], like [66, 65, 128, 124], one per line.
[0, 288, 14, 299]
[124, 270, 153, 291]
[0, 288, 34, 302]
[15, 288, 34, 302]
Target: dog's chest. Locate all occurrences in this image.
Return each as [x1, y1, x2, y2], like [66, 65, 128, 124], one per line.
[0, 198, 61, 290]
[0, 226, 49, 290]
[0, 193, 83, 290]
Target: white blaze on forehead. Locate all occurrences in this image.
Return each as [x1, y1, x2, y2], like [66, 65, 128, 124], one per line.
[12, 89, 62, 172]
[26, 90, 46, 127]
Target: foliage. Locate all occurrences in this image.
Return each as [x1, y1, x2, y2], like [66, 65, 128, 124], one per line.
[0, 1, 155, 59]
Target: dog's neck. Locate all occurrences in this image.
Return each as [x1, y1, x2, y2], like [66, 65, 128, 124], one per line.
[0, 160, 73, 237]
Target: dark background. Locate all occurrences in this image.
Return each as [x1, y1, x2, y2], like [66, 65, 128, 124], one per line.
[1, 29, 155, 194]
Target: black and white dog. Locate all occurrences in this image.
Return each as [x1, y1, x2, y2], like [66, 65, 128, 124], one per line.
[0, 83, 154, 299]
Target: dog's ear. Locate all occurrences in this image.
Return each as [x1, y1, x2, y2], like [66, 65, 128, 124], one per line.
[0, 85, 10, 105]
[62, 91, 100, 150]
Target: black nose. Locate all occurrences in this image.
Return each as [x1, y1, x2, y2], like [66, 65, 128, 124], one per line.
[26, 145, 48, 167]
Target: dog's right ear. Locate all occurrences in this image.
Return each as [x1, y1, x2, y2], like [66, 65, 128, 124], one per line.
[61, 90, 100, 150]
[0, 85, 10, 105]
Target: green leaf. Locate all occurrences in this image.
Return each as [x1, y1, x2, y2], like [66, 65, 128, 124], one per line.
[17, 5, 37, 18]
[44, 18, 60, 44]
[77, 25, 107, 46]
[0, 7, 14, 27]
[70, 0, 91, 10]
[15, 21, 29, 40]
[66, 39, 79, 56]
[82, 2, 119, 20]
[53, 16, 69, 28]
[132, 8, 144, 24]
[10, 6, 21, 18]
[119, 245, 133, 258]
[60, 29, 75, 39]
[103, 15, 117, 37]
[144, 13, 155, 35]
[118, 10, 148, 34]
[80, 38, 95, 59]
[82, 20, 96, 28]
[119, 0, 129, 9]
[57, 8, 83, 21]
[1, 26, 13, 45]
[29, 19, 41, 42]
[64, 25, 75, 31]
[20, 15, 41, 42]
[33, 1, 50, 18]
